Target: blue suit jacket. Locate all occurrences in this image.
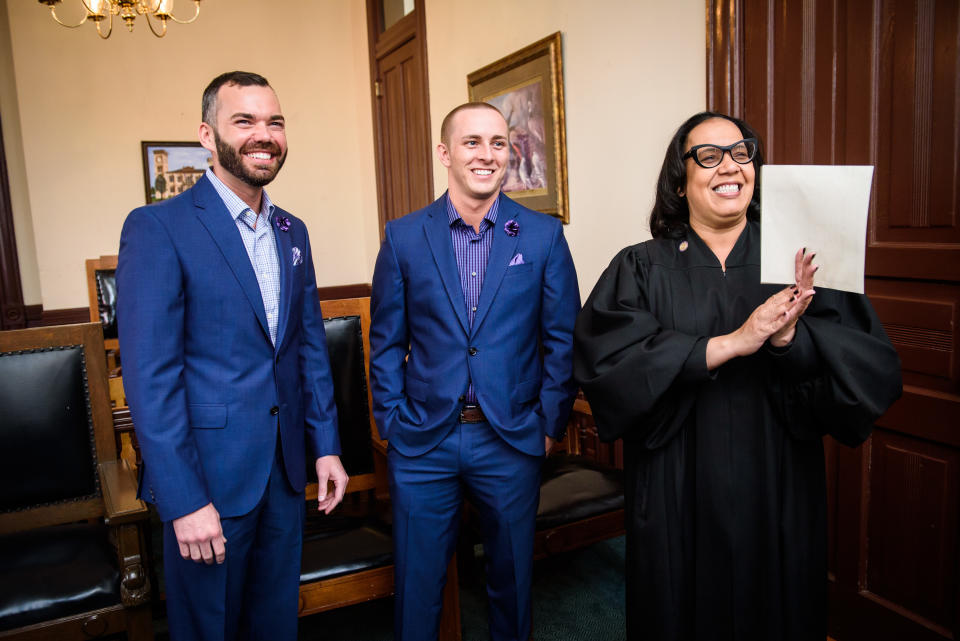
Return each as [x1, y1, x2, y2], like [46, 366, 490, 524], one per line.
[117, 175, 340, 522]
[370, 193, 580, 457]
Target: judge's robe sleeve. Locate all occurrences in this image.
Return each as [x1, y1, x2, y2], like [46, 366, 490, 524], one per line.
[573, 246, 714, 449]
[763, 289, 902, 446]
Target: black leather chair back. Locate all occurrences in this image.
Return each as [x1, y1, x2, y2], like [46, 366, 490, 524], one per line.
[0, 346, 99, 512]
[308, 315, 374, 479]
[95, 269, 118, 340]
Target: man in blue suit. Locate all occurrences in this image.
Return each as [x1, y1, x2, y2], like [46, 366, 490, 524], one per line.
[370, 102, 580, 641]
[117, 71, 347, 641]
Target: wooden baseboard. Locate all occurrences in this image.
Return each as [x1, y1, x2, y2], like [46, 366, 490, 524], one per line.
[26, 306, 89, 328]
[317, 283, 371, 301]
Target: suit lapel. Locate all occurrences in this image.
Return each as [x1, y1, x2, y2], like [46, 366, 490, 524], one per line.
[472, 194, 519, 336]
[272, 210, 293, 350]
[423, 197, 469, 335]
[192, 176, 271, 340]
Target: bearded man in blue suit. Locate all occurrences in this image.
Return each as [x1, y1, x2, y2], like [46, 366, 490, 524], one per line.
[370, 102, 580, 641]
[118, 71, 347, 641]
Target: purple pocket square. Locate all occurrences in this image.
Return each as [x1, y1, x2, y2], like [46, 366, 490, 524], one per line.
[292, 246, 303, 266]
[508, 253, 524, 266]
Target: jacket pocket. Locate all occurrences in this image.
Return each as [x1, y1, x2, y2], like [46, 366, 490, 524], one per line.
[511, 378, 540, 404]
[188, 403, 226, 428]
[504, 262, 535, 276]
[404, 374, 430, 403]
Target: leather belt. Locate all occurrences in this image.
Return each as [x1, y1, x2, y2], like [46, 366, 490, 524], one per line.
[459, 404, 486, 424]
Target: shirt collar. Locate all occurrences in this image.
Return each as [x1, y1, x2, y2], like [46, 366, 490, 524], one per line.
[445, 191, 500, 228]
[205, 168, 276, 223]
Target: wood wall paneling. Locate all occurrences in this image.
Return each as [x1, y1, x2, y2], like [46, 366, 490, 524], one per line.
[0, 111, 26, 330]
[707, 0, 960, 638]
[868, 430, 958, 636]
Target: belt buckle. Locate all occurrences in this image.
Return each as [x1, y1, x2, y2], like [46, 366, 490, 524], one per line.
[459, 404, 484, 424]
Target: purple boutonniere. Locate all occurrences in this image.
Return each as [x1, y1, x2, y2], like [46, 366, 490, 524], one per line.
[274, 214, 291, 232]
[504, 219, 519, 237]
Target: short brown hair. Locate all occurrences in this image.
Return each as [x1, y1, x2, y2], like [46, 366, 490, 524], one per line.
[439, 102, 505, 146]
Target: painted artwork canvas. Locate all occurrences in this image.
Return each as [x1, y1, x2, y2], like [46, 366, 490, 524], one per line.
[141, 142, 212, 204]
[486, 80, 548, 196]
[468, 32, 568, 222]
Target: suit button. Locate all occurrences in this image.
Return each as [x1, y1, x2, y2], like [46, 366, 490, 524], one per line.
[270, 406, 280, 416]
[458, 395, 465, 402]
[468, 347, 478, 356]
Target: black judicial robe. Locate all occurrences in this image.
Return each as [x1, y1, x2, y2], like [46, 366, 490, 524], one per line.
[573, 221, 901, 641]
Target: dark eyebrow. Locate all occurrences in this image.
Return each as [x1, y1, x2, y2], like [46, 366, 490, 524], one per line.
[229, 112, 285, 123]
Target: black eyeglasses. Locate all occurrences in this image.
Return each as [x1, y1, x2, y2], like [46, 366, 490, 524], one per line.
[682, 138, 758, 169]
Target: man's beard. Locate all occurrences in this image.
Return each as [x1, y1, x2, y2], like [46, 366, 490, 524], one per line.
[213, 130, 287, 188]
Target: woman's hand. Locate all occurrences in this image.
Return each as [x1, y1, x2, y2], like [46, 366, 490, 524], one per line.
[705, 249, 816, 369]
[770, 248, 817, 347]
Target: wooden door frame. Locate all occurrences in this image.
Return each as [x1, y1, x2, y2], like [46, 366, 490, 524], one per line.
[365, 0, 434, 240]
[0, 109, 26, 330]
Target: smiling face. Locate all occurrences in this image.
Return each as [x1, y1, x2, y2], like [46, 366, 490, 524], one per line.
[682, 117, 755, 232]
[200, 83, 288, 190]
[437, 105, 509, 208]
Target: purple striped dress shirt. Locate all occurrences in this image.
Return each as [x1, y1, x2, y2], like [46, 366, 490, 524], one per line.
[446, 193, 500, 404]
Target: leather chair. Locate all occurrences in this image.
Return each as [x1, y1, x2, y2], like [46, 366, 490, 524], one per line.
[298, 297, 461, 640]
[460, 398, 624, 564]
[0, 323, 152, 640]
[85, 255, 119, 354]
[534, 398, 625, 558]
[85, 255, 138, 467]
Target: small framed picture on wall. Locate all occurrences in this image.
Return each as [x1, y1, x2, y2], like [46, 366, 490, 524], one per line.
[141, 141, 212, 205]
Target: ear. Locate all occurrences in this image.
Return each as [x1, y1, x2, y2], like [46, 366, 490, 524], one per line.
[677, 188, 685, 197]
[436, 142, 452, 168]
[198, 122, 216, 154]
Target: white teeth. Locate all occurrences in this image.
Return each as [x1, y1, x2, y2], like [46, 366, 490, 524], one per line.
[473, 169, 493, 175]
[714, 184, 739, 194]
[247, 152, 271, 160]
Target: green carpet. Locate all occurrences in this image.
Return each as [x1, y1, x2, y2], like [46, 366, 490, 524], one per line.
[295, 536, 626, 641]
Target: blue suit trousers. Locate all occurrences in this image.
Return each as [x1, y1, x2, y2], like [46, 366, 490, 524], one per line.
[163, 444, 304, 641]
[388, 421, 542, 641]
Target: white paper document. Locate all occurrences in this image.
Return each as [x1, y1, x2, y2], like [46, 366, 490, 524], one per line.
[760, 165, 874, 294]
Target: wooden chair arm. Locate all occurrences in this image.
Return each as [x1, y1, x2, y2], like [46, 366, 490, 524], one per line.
[99, 459, 148, 525]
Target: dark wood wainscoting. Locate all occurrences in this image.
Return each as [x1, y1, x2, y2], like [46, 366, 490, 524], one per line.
[707, 1, 959, 639]
[23, 284, 373, 330]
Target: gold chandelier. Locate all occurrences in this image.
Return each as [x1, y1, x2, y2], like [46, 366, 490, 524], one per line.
[38, 0, 202, 39]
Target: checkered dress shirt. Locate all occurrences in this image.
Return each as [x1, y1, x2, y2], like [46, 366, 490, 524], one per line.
[205, 169, 281, 345]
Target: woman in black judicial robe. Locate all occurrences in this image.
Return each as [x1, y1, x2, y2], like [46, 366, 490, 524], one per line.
[573, 112, 901, 641]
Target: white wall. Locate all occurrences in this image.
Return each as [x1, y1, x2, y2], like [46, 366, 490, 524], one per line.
[425, 1, 706, 299]
[3, 0, 706, 310]
[3, 0, 379, 309]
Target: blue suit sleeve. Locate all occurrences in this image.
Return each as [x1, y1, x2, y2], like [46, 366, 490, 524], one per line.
[117, 208, 210, 522]
[538, 222, 581, 440]
[369, 223, 409, 441]
[298, 228, 342, 459]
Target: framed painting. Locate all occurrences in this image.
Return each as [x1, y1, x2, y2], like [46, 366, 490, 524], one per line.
[467, 32, 569, 223]
[141, 141, 212, 204]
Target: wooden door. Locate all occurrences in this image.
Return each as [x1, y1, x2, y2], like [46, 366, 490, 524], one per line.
[708, 1, 959, 639]
[366, 0, 433, 239]
[0, 110, 26, 330]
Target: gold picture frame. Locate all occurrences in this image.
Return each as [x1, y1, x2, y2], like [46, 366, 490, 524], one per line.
[467, 32, 569, 223]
